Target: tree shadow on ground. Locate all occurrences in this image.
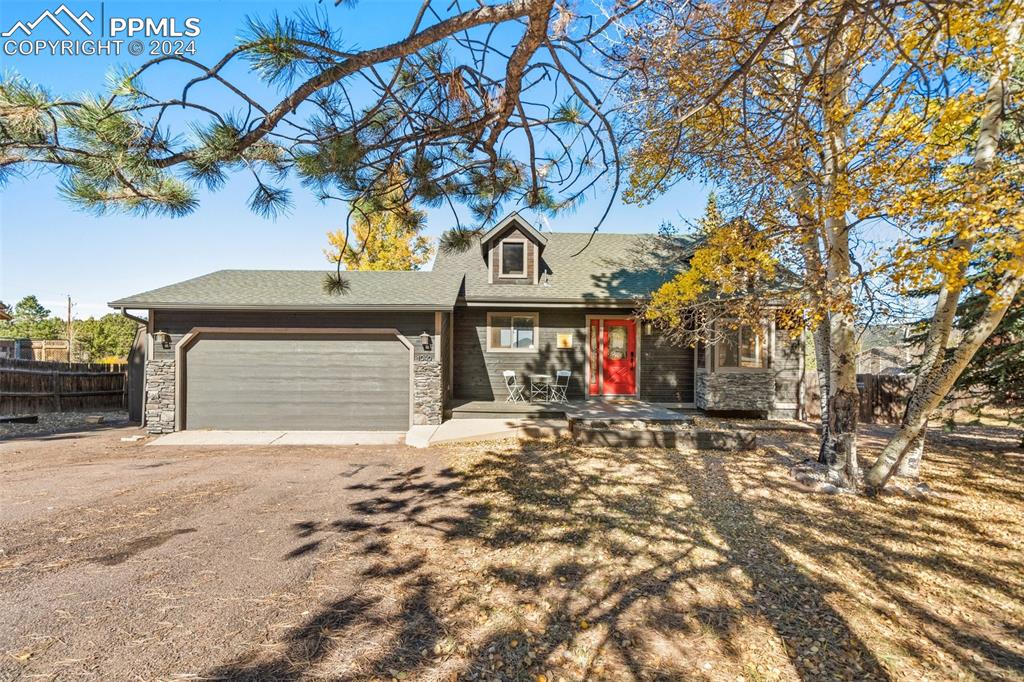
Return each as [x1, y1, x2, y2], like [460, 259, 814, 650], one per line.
[205, 426, 1024, 680]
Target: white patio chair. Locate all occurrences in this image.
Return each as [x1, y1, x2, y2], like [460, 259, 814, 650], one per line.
[548, 370, 571, 403]
[503, 370, 526, 403]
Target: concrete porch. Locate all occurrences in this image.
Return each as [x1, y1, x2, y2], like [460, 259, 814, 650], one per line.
[448, 398, 698, 423]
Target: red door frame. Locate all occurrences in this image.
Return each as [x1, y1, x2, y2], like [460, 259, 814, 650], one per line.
[587, 316, 638, 396]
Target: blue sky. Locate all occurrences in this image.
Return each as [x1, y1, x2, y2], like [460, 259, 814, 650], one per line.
[0, 0, 708, 318]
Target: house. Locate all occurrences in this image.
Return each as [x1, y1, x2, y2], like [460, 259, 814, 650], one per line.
[110, 213, 805, 434]
[856, 324, 917, 375]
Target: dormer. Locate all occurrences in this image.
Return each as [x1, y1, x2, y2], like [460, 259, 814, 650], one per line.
[480, 212, 548, 285]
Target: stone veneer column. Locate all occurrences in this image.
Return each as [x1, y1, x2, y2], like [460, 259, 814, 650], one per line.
[144, 358, 176, 434]
[413, 358, 443, 426]
[695, 369, 774, 414]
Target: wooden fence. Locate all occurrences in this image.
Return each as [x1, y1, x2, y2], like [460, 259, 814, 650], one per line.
[857, 373, 914, 424]
[803, 372, 914, 424]
[0, 358, 127, 415]
[0, 338, 71, 362]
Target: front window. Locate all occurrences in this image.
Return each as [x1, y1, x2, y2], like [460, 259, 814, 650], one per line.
[487, 313, 538, 351]
[717, 323, 765, 368]
[499, 241, 526, 276]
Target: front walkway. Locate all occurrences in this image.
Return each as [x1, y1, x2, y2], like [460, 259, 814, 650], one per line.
[149, 430, 405, 446]
[148, 401, 694, 448]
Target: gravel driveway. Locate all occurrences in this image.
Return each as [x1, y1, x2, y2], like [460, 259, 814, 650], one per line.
[0, 425, 454, 679]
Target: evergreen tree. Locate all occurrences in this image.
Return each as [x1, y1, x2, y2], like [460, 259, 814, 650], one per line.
[73, 314, 139, 361]
[0, 295, 64, 339]
[951, 288, 1023, 432]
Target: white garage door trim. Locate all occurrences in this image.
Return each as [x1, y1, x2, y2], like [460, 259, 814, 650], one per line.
[174, 327, 415, 432]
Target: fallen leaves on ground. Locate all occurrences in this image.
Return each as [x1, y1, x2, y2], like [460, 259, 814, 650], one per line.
[209, 424, 1024, 681]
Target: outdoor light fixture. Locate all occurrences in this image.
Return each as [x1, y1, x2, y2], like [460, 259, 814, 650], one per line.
[419, 331, 432, 351]
[644, 321, 654, 335]
[154, 331, 172, 348]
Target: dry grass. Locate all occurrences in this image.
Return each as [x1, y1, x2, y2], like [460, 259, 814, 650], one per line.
[207, 426, 1024, 681]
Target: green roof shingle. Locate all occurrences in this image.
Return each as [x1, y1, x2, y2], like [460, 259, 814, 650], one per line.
[432, 231, 692, 303]
[109, 269, 464, 310]
[110, 228, 695, 311]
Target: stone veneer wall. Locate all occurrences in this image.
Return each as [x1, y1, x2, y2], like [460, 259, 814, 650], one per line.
[144, 358, 176, 434]
[413, 358, 443, 426]
[143, 354, 444, 431]
[695, 369, 774, 415]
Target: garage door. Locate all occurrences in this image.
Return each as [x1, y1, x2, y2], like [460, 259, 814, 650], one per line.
[182, 332, 410, 431]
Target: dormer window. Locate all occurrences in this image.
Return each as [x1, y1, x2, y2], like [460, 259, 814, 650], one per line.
[498, 240, 526, 278]
[480, 212, 548, 285]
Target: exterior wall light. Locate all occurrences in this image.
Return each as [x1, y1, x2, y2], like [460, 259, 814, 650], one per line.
[154, 331, 172, 348]
[643, 321, 654, 336]
[419, 331, 432, 351]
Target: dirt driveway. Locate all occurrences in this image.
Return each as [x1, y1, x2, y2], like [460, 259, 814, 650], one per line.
[0, 426, 459, 680]
[2, 423, 1022, 681]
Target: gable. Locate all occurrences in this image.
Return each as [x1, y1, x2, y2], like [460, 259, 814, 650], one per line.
[479, 212, 548, 249]
[486, 224, 540, 285]
[432, 231, 695, 302]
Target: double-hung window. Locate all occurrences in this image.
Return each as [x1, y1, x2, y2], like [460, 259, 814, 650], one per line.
[487, 312, 538, 352]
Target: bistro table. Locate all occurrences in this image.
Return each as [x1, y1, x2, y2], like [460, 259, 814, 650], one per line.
[528, 374, 552, 402]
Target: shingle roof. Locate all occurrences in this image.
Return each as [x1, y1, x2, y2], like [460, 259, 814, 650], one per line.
[433, 231, 693, 303]
[479, 212, 548, 247]
[109, 269, 464, 310]
[110, 229, 693, 312]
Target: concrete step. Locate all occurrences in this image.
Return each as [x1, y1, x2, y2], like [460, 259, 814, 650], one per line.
[570, 417, 692, 430]
[449, 408, 568, 420]
[518, 420, 572, 441]
[573, 427, 756, 451]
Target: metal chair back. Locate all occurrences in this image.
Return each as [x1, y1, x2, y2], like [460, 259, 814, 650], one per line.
[549, 370, 571, 403]
[503, 370, 526, 402]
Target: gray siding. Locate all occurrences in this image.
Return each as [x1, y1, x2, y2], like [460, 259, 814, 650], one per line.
[441, 311, 453, 399]
[151, 309, 435, 362]
[771, 323, 804, 417]
[127, 325, 146, 423]
[452, 308, 694, 402]
[454, 308, 588, 400]
[640, 327, 696, 403]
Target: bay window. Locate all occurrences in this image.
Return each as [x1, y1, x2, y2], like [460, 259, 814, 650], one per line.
[717, 323, 766, 369]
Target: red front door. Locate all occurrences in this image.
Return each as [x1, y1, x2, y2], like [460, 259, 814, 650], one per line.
[599, 319, 637, 395]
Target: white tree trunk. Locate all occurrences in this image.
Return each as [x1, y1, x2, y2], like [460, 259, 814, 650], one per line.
[819, 51, 859, 485]
[866, 10, 1023, 488]
[866, 274, 1022, 488]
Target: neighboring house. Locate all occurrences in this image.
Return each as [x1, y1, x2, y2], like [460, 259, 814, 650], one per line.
[111, 212, 805, 434]
[856, 324, 917, 375]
